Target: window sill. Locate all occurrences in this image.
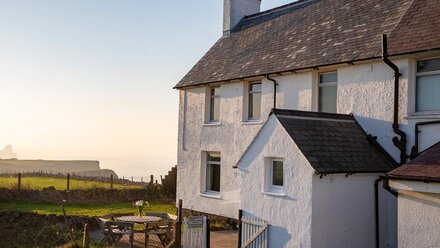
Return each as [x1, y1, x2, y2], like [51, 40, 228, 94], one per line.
[241, 120, 263, 125]
[199, 192, 221, 199]
[203, 122, 222, 127]
[261, 191, 286, 197]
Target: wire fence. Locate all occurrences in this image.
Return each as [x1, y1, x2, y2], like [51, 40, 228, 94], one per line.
[0, 168, 176, 193]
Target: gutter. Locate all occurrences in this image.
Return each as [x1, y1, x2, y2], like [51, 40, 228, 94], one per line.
[386, 174, 440, 184]
[266, 75, 278, 109]
[174, 47, 440, 90]
[374, 178, 382, 248]
[382, 176, 399, 197]
[382, 34, 408, 165]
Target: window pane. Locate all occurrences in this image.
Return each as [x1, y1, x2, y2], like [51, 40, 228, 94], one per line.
[211, 87, 220, 96]
[320, 72, 337, 84]
[250, 83, 261, 92]
[417, 58, 440, 73]
[207, 153, 221, 162]
[249, 92, 261, 119]
[319, 85, 337, 113]
[416, 74, 440, 111]
[272, 161, 283, 186]
[207, 163, 221, 192]
[210, 97, 220, 122]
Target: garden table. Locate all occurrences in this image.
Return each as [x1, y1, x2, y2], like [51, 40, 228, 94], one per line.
[116, 215, 163, 248]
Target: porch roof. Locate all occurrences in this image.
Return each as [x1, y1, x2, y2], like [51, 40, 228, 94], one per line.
[387, 142, 440, 182]
[272, 109, 395, 174]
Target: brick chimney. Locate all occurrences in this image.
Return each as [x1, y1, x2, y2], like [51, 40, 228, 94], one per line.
[223, 0, 261, 35]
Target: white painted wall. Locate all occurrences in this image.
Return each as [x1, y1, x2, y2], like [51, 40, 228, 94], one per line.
[338, 59, 440, 159]
[397, 190, 440, 248]
[177, 74, 313, 218]
[238, 116, 315, 248]
[311, 174, 397, 248]
[177, 55, 440, 223]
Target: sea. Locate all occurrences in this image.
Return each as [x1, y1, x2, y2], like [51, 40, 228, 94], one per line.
[97, 157, 176, 182]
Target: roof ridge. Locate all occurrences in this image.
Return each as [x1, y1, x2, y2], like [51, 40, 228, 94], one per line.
[243, 0, 315, 20]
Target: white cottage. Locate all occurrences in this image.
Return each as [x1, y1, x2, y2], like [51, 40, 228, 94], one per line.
[236, 109, 396, 247]
[175, 0, 440, 247]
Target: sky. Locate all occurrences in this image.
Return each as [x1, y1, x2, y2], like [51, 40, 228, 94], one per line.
[0, 0, 295, 178]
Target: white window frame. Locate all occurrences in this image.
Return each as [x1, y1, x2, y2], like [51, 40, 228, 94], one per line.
[247, 81, 262, 121]
[318, 71, 338, 113]
[206, 86, 220, 123]
[263, 158, 284, 195]
[201, 152, 221, 196]
[414, 57, 440, 115]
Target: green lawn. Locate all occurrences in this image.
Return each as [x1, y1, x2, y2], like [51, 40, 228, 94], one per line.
[0, 176, 142, 190]
[0, 201, 176, 216]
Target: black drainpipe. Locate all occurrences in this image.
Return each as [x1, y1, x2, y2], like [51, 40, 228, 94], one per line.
[410, 120, 440, 159]
[382, 34, 408, 165]
[374, 178, 382, 248]
[266, 75, 278, 109]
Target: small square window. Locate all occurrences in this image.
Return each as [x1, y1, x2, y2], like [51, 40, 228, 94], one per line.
[264, 158, 284, 194]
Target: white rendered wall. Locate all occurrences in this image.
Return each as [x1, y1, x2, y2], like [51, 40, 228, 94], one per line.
[238, 116, 315, 248]
[177, 56, 440, 219]
[311, 174, 397, 248]
[397, 190, 440, 248]
[338, 59, 440, 161]
[177, 74, 313, 218]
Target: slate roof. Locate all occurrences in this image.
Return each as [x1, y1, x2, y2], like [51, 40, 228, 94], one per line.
[387, 142, 440, 182]
[272, 109, 395, 174]
[175, 0, 440, 88]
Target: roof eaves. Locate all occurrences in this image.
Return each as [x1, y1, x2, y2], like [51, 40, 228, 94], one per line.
[316, 170, 391, 175]
[385, 174, 440, 183]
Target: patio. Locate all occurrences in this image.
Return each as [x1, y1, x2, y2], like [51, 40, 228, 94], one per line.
[118, 230, 238, 248]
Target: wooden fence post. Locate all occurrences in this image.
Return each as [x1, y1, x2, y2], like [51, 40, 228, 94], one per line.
[17, 173, 21, 191]
[66, 173, 70, 191]
[175, 199, 183, 248]
[206, 218, 211, 248]
[110, 174, 113, 189]
[150, 175, 154, 184]
[83, 223, 89, 248]
[238, 209, 243, 248]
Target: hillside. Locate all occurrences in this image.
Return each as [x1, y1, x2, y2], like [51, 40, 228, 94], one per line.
[0, 159, 117, 178]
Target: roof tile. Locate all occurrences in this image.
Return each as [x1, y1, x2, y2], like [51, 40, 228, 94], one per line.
[272, 109, 395, 174]
[175, 0, 440, 88]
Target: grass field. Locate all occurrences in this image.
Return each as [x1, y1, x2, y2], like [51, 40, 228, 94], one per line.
[0, 176, 142, 190]
[0, 201, 176, 216]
